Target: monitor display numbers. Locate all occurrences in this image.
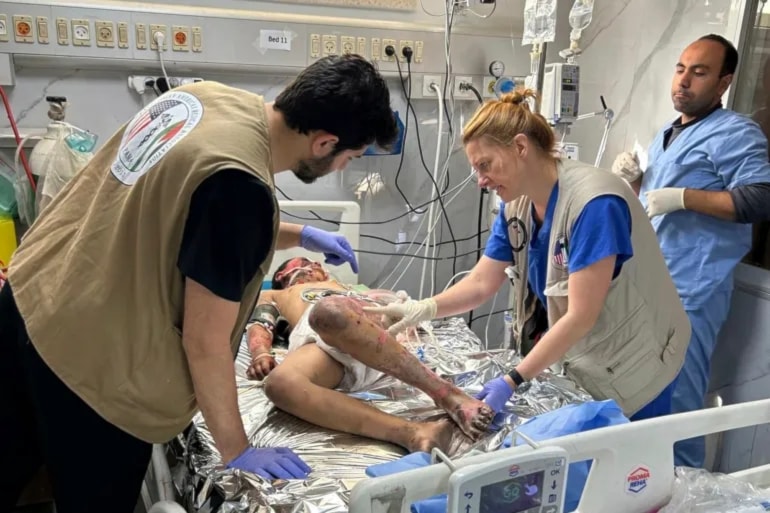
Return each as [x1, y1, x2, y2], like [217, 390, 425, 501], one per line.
[479, 470, 545, 513]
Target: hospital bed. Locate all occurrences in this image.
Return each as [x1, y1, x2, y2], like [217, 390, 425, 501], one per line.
[349, 398, 770, 513]
[153, 200, 770, 513]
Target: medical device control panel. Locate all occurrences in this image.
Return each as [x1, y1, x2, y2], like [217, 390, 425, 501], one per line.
[541, 63, 580, 125]
[447, 447, 568, 513]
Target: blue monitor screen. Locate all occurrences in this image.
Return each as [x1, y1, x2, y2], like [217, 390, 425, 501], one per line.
[479, 470, 544, 513]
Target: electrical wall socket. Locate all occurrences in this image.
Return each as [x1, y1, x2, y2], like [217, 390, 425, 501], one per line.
[422, 74, 443, 97]
[453, 75, 474, 99]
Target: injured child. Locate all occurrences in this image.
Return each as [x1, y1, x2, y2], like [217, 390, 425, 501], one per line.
[247, 256, 494, 454]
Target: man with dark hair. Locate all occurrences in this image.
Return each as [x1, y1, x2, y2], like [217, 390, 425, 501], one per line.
[0, 54, 398, 512]
[247, 257, 494, 453]
[612, 35, 770, 467]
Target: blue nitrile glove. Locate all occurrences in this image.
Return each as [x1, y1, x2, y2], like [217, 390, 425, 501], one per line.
[475, 376, 514, 414]
[300, 225, 359, 273]
[226, 446, 311, 480]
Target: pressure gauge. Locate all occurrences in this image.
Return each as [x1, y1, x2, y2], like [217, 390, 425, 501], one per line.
[489, 60, 506, 78]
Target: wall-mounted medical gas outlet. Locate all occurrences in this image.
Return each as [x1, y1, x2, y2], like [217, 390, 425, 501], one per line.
[422, 74, 443, 97]
[453, 76, 474, 100]
[71, 19, 90, 46]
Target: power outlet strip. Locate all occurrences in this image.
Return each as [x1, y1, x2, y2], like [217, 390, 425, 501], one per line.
[128, 75, 204, 94]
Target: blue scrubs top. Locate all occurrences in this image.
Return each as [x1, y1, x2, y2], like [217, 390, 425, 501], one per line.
[485, 184, 633, 306]
[640, 108, 770, 310]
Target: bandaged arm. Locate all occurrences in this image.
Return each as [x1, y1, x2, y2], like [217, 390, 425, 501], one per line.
[248, 298, 280, 357]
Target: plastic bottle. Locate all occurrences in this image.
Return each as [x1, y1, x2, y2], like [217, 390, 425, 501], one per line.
[568, 0, 594, 41]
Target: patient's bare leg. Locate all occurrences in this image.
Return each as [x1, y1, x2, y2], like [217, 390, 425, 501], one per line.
[265, 344, 460, 453]
[309, 296, 494, 439]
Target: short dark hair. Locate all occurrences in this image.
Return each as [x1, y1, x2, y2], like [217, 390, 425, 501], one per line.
[698, 34, 739, 77]
[274, 54, 398, 153]
[271, 258, 294, 290]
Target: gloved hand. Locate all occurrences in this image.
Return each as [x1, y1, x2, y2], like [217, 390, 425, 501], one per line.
[644, 187, 685, 218]
[611, 151, 643, 183]
[475, 376, 514, 414]
[300, 225, 359, 273]
[226, 446, 311, 480]
[363, 298, 438, 336]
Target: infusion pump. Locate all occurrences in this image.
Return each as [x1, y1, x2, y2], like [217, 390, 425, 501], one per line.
[541, 63, 580, 125]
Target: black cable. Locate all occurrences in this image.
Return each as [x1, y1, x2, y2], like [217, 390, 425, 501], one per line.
[464, 84, 484, 104]
[441, 0, 455, 136]
[471, 308, 511, 322]
[387, 45, 427, 215]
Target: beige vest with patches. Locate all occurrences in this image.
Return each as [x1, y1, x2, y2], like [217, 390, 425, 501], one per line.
[9, 82, 278, 442]
[505, 159, 690, 416]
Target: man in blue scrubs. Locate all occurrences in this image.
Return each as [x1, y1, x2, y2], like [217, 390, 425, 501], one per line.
[612, 34, 770, 467]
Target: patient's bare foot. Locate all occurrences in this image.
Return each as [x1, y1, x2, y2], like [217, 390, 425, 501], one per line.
[438, 391, 494, 440]
[405, 419, 456, 454]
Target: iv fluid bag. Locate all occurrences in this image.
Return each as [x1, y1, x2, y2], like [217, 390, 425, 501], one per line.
[522, 0, 557, 46]
[568, 0, 594, 41]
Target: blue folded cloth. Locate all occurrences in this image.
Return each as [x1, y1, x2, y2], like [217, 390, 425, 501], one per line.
[365, 451, 432, 477]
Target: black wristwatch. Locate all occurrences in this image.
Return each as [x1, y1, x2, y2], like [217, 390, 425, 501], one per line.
[507, 368, 526, 387]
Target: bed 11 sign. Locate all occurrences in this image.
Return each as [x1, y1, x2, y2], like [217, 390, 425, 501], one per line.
[260, 29, 292, 51]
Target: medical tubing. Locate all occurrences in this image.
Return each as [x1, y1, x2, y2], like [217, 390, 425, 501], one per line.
[388, 175, 472, 290]
[468, 188, 486, 327]
[484, 286, 500, 350]
[420, 82, 444, 297]
[379, 177, 464, 289]
[0, 86, 36, 191]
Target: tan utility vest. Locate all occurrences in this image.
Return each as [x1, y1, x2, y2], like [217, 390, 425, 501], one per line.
[9, 82, 279, 442]
[504, 159, 690, 416]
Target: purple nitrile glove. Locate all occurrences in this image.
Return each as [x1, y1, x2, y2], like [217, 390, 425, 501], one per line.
[475, 376, 514, 414]
[226, 446, 311, 480]
[300, 225, 359, 273]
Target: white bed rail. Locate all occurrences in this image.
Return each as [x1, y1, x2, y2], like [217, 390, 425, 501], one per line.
[349, 399, 770, 513]
[273, 200, 361, 285]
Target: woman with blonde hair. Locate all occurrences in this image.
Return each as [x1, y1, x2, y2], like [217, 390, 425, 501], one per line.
[368, 89, 691, 425]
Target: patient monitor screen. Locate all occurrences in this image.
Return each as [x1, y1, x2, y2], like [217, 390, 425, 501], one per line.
[479, 470, 544, 513]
